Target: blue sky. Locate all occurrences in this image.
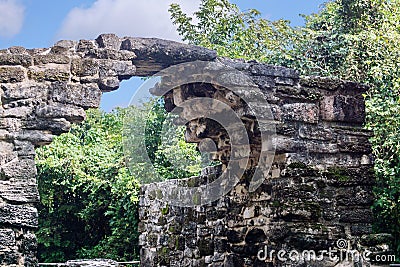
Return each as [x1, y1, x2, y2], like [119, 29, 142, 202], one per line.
[0, 0, 325, 112]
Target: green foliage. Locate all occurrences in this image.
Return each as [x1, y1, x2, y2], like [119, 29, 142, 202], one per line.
[36, 102, 202, 262]
[169, 0, 305, 67]
[170, 0, 400, 256]
[36, 108, 140, 262]
[122, 100, 203, 182]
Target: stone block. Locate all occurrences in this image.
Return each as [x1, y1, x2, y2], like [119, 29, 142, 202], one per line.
[320, 95, 365, 123]
[52, 82, 102, 108]
[337, 134, 372, 153]
[299, 124, 334, 141]
[249, 63, 299, 78]
[351, 224, 373, 236]
[338, 208, 374, 223]
[0, 158, 37, 180]
[0, 204, 38, 228]
[0, 66, 25, 83]
[3, 106, 33, 118]
[35, 103, 86, 123]
[0, 181, 39, 203]
[282, 102, 319, 123]
[0, 229, 16, 250]
[53, 40, 76, 50]
[76, 39, 97, 54]
[96, 33, 121, 50]
[34, 54, 70, 65]
[121, 37, 217, 75]
[28, 65, 70, 82]
[10, 130, 54, 146]
[300, 76, 369, 93]
[2, 83, 49, 100]
[336, 186, 375, 206]
[23, 118, 71, 135]
[0, 54, 32, 67]
[13, 140, 36, 157]
[71, 58, 99, 77]
[99, 59, 136, 77]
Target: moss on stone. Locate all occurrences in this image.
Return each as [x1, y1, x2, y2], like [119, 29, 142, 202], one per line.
[186, 177, 198, 187]
[148, 190, 156, 200]
[157, 246, 170, 265]
[161, 204, 169, 215]
[271, 200, 281, 207]
[192, 193, 201, 205]
[287, 162, 308, 169]
[327, 167, 351, 182]
[156, 189, 163, 199]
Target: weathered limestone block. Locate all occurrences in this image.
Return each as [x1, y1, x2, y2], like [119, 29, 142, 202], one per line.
[0, 229, 16, 251]
[3, 106, 34, 118]
[0, 181, 39, 203]
[0, 158, 36, 180]
[33, 54, 70, 65]
[27, 64, 70, 82]
[249, 63, 299, 78]
[23, 118, 71, 135]
[51, 40, 77, 54]
[320, 94, 365, 123]
[0, 66, 26, 83]
[0, 54, 32, 67]
[9, 130, 54, 147]
[98, 59, 136, 91]
[96, 33, 122, 50]
[298, 124, 334, 141]
[0, 118, 22, 132]
[71, 58, 99, 77]
[35, 103, 86, 123]
[51, 82, 102, 109]
[121, 37, 217, 75]
[282, 102, 319, 124]
[98, 59, 136, 79]
[2, 83, 49, 101]
[0, 204, 37, 228]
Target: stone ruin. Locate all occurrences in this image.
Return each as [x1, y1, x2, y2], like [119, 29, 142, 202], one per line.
[0, 34, 390, 266]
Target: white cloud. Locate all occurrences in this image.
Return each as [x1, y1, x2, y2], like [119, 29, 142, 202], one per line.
[0, 0, 25, 38]
[57, 0, 201, 41]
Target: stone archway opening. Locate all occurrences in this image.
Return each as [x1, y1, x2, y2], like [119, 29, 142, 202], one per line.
[34, 71, 216, 264]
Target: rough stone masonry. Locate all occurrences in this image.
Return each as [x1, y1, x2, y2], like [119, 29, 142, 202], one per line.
[0, 33, 390, 266]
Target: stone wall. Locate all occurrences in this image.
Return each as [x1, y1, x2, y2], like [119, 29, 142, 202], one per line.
[139, 60, 390, 266]
[0, 33, 388, 266]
